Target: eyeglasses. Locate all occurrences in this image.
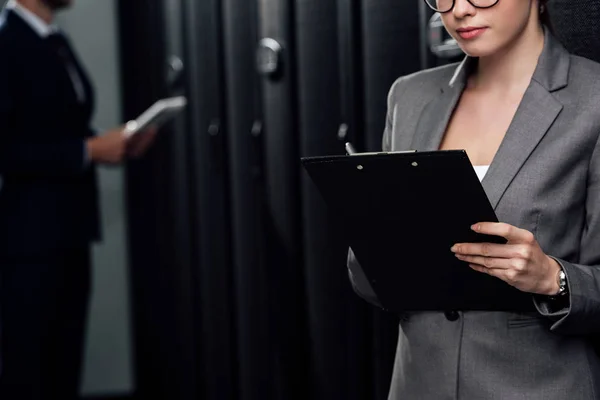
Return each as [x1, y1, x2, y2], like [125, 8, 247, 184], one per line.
[423, 0, 500, 13]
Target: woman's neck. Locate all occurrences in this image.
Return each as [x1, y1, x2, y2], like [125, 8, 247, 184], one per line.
[16, 0, 54, 24]
[470, 23, 545, 93]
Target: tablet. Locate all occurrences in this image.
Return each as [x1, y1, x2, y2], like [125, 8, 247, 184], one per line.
[301, 150, 534, 312]
[123, 96, 187, 138]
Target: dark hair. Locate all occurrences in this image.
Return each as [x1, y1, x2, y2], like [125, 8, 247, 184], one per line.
[540, 1, 555, 34]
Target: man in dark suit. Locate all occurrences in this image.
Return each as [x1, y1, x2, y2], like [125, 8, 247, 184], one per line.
[0, 0, 154, 398]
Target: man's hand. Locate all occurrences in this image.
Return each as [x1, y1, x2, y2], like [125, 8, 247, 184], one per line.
[127, 126, 158, 159]
[451, 222, 561, 296]
[86, 127, 127, 165]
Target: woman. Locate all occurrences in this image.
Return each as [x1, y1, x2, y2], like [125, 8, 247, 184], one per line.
[348, 0, 600, 398]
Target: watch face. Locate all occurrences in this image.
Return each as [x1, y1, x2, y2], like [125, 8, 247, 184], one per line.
[558, 270, 567, 295]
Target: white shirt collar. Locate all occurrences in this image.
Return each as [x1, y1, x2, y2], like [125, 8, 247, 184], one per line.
[5, 0, 59, 37]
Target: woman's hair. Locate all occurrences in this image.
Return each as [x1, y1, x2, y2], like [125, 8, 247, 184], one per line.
[540, 0, 555, 33]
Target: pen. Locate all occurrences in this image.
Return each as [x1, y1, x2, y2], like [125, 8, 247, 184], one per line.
[345, 142, 357, 155]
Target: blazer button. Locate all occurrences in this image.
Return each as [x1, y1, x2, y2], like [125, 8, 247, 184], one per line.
[444, 311, 460, 321]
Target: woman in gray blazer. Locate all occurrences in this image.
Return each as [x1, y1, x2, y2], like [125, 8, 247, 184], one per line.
[348, 0, 600, 398]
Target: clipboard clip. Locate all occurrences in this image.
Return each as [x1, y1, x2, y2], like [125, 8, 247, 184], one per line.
[344, 142, 417, 156]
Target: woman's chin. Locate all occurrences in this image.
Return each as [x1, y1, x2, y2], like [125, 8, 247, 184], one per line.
[458, 42, 498, 58]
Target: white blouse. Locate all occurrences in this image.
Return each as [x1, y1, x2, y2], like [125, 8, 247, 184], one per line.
[473, 165, 490, 182]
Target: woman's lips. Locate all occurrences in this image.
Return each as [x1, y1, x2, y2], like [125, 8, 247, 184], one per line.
[457, 27, 488, 40]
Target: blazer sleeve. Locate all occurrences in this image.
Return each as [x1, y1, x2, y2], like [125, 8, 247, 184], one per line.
[0, 49, 88, 178]
[534, 132, 600, 335]
[347, 247, 382, 308]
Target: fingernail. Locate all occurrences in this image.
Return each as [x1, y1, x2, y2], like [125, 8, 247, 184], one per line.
[471, 224, 479, 231]
[450, 245, 457, 252]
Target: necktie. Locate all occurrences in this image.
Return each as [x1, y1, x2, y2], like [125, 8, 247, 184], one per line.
[46, 31, 86, 104]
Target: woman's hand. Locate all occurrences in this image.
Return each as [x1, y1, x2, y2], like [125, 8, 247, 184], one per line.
[451, 222, 561, 296]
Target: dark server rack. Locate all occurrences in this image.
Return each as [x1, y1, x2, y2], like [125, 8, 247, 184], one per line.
[255, 0, 312, 398]
[119, 0, 198, 398]
[183, 0, 238, 398]
[222, 0, 271, 398]
[119, 0, 428, 399]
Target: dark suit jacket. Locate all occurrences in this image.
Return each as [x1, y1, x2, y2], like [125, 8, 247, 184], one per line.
[0, 9, 99, 256]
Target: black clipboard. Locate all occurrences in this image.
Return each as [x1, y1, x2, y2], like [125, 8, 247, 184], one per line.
[301, 150, 535, 312]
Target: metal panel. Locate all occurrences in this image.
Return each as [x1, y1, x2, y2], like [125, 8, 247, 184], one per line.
[182, 0, 237, 398]
[361, 0, 421, 151]
[256, 0, 311, 398]
[222, 0, 270, 398]
[119, 0, 197, 398]
[337, 0, 365, 150]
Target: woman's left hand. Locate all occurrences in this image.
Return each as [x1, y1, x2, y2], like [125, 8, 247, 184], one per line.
[451, 222, 561, 296]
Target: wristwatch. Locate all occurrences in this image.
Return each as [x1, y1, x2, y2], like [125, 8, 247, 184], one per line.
[556, 268, 568, 296]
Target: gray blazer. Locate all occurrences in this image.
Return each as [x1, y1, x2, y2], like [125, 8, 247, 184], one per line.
[348, 30, 600, 399]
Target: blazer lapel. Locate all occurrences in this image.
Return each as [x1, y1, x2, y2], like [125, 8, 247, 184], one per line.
[482, 30, 569, 209]
[410, 57, 473, 151]
[410, 86, 462, 151]
[481, 83, 563, 209]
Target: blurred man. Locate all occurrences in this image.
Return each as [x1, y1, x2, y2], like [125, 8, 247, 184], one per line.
[0, 0, 154, 398]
